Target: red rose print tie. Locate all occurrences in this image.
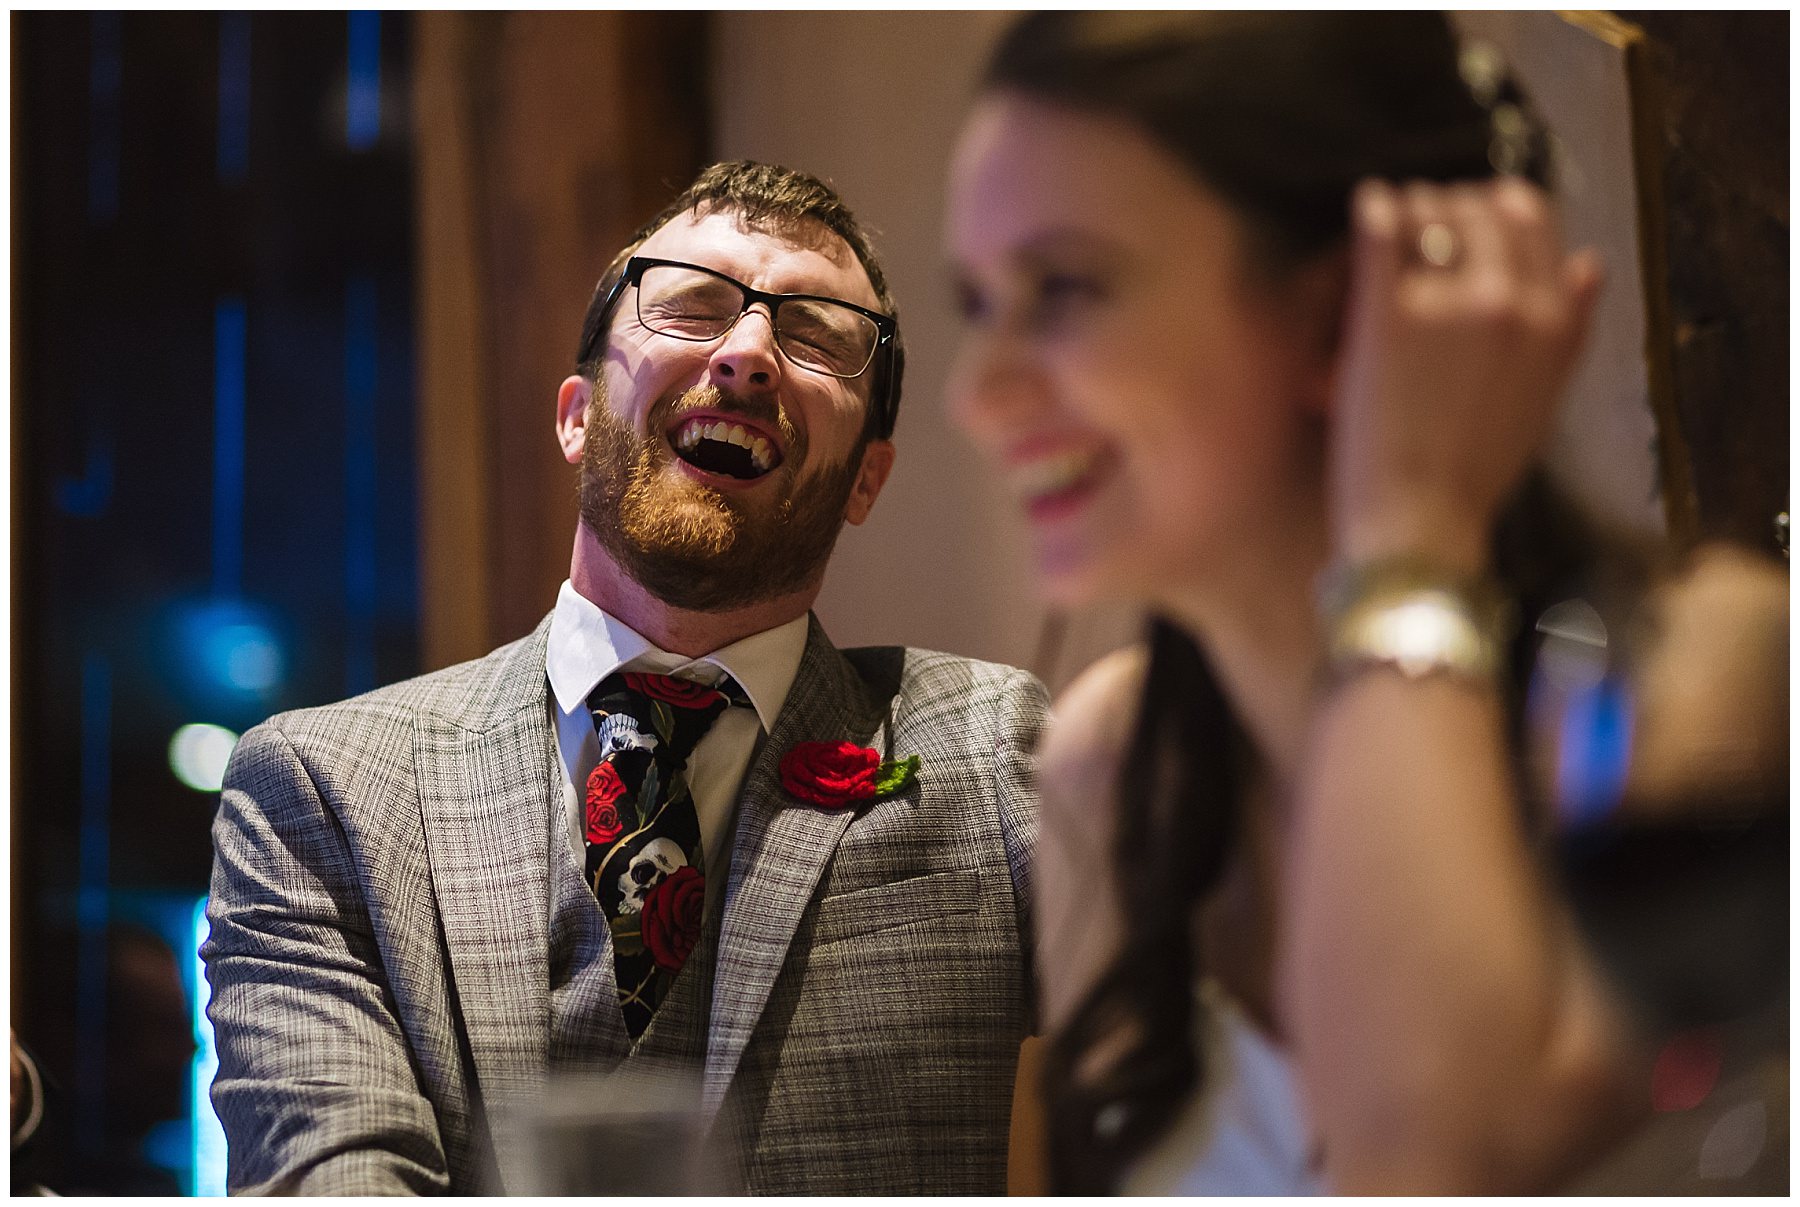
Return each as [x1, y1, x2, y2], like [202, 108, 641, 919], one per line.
[585, 670, 747, 1038]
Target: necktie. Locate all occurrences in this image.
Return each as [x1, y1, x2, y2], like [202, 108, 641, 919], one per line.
[585, 670, 745, 1038]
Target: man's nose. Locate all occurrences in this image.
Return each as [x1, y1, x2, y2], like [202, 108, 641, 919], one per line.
[708, 306, 783, 395]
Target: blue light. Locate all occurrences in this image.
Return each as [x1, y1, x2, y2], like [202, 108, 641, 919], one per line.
[54, 440, 115, 517]
[346, 12, 381, 151]
[220, 628, 281, 691]
[173, 598, 286, 699]
[345, 276, 378, 695]
[190, 897, 227, 1196]
[202, 621, 280, 694]
[213, 299, 248, 597]
[143, 1120, 192, 1180]
[75, 653, 112, 1152]
[1556, 675, 1635, 828]
[217, 13, 252, 183]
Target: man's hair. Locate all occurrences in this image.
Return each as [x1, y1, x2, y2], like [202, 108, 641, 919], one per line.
[574, 160, 906, 439]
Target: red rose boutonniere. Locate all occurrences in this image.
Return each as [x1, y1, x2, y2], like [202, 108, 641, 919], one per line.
[779, 740, 921, 808]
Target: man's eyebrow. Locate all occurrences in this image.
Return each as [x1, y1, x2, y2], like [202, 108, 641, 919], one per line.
[663, 260, 871, 308]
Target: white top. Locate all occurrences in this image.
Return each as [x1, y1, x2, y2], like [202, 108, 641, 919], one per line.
[1123, 980, 1328, 1196]
[544, 580, 810, 904]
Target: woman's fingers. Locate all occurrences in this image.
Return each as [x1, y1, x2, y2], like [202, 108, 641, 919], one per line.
[1347, 179, 1403, 340]
[1445, 183, 1515, 279]
[1393, 178, 1597, 349]
[1559, 246, 1606, 362]
[1494, 177, 1558, 286]
[1328, 175, 1604, 565]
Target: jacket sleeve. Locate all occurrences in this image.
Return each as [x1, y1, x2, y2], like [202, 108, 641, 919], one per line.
[994, 667, 1049, 1033]
[202, 721, 451, 1194]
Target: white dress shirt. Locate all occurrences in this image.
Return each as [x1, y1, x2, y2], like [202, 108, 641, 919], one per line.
[544, 580, 809, 906]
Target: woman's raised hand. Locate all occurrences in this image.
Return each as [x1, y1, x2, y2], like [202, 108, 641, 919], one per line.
[1328, 177, 1604, 571]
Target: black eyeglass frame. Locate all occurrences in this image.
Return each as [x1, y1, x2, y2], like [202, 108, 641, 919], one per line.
[595, 255, 900, 438]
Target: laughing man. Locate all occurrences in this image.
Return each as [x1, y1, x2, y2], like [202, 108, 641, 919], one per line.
[202, 162, 1044, 1194]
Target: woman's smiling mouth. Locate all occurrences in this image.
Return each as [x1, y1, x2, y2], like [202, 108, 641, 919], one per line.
[1006, 444, 1114, 521]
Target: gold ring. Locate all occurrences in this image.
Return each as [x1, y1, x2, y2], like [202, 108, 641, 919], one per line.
[1418, 222, 1460, 269]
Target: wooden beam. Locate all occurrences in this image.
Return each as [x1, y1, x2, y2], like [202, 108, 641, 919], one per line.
[413, 12, 709, 668]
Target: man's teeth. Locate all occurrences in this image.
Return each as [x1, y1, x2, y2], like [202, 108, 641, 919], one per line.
[1010, 450, 1098, 500]
[674, 419, 775, 472]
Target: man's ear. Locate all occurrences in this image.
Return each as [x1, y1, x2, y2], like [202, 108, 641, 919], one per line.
[556, 375, 592, 464]
[843, 439, 896, 526]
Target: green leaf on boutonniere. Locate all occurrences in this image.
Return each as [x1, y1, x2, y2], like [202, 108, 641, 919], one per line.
[872, 754, 921, 797]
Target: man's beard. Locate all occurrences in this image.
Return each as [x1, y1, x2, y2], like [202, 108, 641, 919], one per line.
[578, 381, 865, 612]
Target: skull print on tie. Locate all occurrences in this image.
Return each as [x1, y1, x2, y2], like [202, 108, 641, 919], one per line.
[584, 670, 745, 1038]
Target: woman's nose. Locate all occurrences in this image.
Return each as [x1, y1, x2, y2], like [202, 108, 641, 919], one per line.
[945, 325, 1044, 444]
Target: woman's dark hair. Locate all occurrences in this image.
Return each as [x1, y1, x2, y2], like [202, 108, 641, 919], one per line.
[983, 11, 1567, 1191]
[985, 11, 1549, 273]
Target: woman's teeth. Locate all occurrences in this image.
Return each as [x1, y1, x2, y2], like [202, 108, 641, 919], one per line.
[1010, 449, 1099, 501]
[673, 418, 776, 473]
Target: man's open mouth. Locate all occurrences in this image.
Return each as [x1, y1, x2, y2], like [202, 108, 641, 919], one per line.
[668, 414, 783, 481]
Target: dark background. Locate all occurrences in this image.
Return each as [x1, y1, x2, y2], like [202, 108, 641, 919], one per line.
[14, 12, 419, 1191]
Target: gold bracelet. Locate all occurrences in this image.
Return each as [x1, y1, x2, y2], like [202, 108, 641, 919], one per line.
[1316, 555, 1514, 685]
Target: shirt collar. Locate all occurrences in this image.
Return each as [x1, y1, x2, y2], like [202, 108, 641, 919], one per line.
[545, 579, 808, 733]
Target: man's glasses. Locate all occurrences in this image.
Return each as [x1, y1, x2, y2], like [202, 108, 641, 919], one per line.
[602, 257, 896, 384]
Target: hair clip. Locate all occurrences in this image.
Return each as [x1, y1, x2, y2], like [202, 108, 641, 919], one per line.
[1457, 40, 1507, 109]
[1457, 38, 1539, 178]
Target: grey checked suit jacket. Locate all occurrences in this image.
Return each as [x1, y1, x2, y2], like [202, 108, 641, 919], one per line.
[203, 613, 1044, 1194]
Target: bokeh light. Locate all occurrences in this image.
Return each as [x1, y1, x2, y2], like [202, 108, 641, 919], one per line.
[1555, 676, 1634, 827]
[1651, 1029, 1724, 1113]
[171, 597, 288, 700]
[1699, 1100, 1767, 1180]
[215, 627, 282, 691]
[168, 724, 241, 793]
[1534, 597, 1608, 693]
[190, 897, 227, 1195]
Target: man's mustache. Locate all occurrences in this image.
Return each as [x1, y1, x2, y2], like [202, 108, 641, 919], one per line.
[654, 384, 801, 456]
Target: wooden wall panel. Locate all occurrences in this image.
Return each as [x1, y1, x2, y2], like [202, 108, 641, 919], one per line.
[413, 13, 708, 668]
[1618, 10, 1788, 555]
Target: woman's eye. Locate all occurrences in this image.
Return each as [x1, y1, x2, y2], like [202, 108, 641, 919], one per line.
[951, 270, 1105, 331]
[1031, 273, 1104, 324]
[1008, 273, 1101, 332]
[952, 277, 989, 324]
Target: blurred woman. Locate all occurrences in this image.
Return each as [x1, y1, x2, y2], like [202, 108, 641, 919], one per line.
[943, 11, 1758, 1194]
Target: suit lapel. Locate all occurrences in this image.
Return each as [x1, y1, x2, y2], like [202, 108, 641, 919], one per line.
[703, 616, 884, 1115]
[417, 617, 570, 1129]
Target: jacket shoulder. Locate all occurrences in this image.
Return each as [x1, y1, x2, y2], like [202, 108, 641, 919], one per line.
[841, 645, 1047, 747]
[842, 643, 1042, 699]
[252, 625, 546, 749]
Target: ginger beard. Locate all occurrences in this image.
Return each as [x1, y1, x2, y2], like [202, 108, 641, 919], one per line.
[578, 381, 868, 611]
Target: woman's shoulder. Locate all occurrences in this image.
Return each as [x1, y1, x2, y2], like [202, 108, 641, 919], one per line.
[1039, 643, 1150, 812]
[1032, 644, 1150, 1034]
[1624, 542, 1786, 812]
